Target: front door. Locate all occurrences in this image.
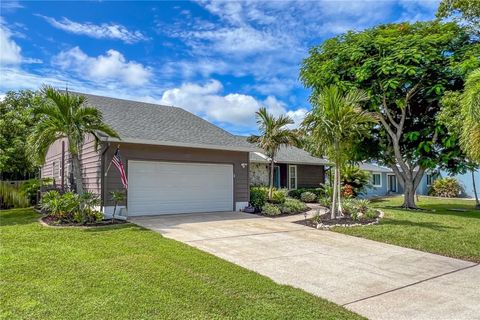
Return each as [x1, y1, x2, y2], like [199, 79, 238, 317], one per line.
[273, 166, 281, 189]
[388, 175, 397, 192]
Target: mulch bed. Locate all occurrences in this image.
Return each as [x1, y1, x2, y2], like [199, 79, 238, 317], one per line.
[40, 216, 127, 227]
[297, 210, 383, 229]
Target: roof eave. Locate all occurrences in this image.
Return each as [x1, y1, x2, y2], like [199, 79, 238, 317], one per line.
[100, 137, 259, 152]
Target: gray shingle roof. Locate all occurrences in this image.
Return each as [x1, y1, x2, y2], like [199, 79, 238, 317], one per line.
[74, 92, 256, 152]
[236, 136, 328, 165]
[358, 163, 392, 173]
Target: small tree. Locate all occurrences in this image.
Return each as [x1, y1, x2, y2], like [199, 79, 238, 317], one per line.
[248, 108, 300, 199]
[302, 86, 377, 219]
[29, 87, 119, 194]
[110, 190, 125, 222]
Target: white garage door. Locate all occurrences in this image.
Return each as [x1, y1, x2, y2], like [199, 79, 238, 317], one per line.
[127, 161, 234, 216]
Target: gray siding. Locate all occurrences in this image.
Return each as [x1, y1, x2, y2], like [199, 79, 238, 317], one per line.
[102, 143, 249, 207]
[40, 135, 102, 195]
[297, 165, 325, 188]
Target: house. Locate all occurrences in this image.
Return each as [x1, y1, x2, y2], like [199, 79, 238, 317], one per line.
[41, 93, 257, 217]
[236, 137, 328, 189]
[357, 163, 401, 198]
[416, 169, 480, 198]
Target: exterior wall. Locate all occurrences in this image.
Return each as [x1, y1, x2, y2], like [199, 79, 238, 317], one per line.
[363, 172, 389, 198]
[102, 143, 250, 209]
[40, 135, 101, 194]
[250, 162, 269, 186]
[296, 164, 325, 188]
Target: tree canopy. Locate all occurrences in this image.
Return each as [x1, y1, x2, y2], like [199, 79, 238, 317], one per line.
[300, 21, 479, 208]
[0, 90, 42, 180]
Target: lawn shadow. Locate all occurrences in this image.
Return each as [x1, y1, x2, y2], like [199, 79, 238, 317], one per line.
[83, 222, 148, 233]
[0, 208, 39, 226]
[381, 218, 461, 231]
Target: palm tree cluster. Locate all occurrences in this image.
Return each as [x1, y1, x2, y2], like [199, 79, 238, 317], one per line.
[460, 69, 480, 163]
[29, 86, 119, 194]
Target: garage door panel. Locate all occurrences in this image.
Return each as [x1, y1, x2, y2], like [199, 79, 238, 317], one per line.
[128, 161, 234, 216]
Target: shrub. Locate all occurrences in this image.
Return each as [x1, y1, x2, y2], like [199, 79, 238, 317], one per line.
[261, 203, 281, 216]
[40, 191, 101, 224]
[341, 166, 371, 196]
[288, 187, 324, 199]
[281, 198, 308, 214]
[341, 198, 355, 215]
[19, 178, 53, 205]
[0, 181, 29, 209]
[300, 191, 317, 203]
[355, 199, 370, 215]
[363, 209, 378, 220]
[270, 189, 287, 204]
[318, 196, 332, 208]
[250, 186, 268, 209]
[429, 177, 462, 198]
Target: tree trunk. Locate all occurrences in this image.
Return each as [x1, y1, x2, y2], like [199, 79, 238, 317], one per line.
[337, 165, 343, 216]
[402, 180, 417, 209]
[269, 158, 275, 200]
[472, 169, 480, 208]
[331, 167, 337, 219]
[71, 153, 84, 195]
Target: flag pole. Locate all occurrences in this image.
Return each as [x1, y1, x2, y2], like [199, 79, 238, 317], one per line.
[104, 145, 120, 177]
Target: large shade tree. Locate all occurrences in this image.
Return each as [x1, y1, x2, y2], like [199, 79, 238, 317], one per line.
[0, 90, 42, 180]
[29, 87, 119, 194]
[301, 21, 479, 208]
[248, 107, 299, 199]
[301, 86, 376, 219]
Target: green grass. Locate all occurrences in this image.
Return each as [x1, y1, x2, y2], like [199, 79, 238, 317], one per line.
[0, 209, 362, 320]
[334, 196, 480, 262]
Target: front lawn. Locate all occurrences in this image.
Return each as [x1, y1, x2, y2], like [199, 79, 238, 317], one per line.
[334, 196, 480, 262]
[0, 209, 362, 319]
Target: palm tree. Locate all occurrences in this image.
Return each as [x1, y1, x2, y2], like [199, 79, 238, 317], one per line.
[461, 68, 480, 163]
[29, 87, 119, 194]
[301, 86, 377, 219]
[248, 107, 300, 199]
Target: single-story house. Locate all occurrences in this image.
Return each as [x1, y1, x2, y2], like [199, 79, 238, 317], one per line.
[357, 163, 402, 198]
[416, 169, 480, 198]
[236, 137, 328, 189]
[41, 93, 257, 217]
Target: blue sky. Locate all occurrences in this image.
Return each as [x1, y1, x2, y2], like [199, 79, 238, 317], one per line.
[0, 0, 438, 135]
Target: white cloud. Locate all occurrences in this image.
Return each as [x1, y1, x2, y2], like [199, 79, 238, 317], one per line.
[0, 23, 22, 65]
[53, 47, 151, 86]
[39, 15, 148, 43]
[159, 79, 307, 129]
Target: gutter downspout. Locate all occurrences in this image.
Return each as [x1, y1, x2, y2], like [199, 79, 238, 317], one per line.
[100, 141, 111, 213]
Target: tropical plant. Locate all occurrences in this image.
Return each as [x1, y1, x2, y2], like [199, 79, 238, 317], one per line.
[280, 198, 308, 214]
[460, 69, 480, 163]
[0, 181, 29, 208]
[248, 108, 300, 199]
[429, 177, 462, 198]
[301, 86, 377, 219]
[436, 0, 480, 35]
[341, 166, 371, 197]
[271, 189, 287, 204]
[110, 190, 125, 222]
[261, 203, 281, 216]
[301, 21, 479, 209]
[28, 87, 119, 195]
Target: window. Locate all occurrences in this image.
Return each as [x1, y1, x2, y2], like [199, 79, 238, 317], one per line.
[371, 173, 382, 187]
[288, 165, 297, 189]
[426, 174, 433, 186]
[52, 161, 59, 178]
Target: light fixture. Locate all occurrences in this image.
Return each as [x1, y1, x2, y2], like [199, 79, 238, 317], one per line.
[241, 163, 248, 168]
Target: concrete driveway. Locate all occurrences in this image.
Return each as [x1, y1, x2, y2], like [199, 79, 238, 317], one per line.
[131, 211, 480, 320]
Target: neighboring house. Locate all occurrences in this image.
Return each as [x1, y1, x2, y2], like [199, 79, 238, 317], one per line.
[416, 169, 480, 199]
[357, 163, 400, 198]
[237, 138, 328, 189]
[41, 93, 257, 217]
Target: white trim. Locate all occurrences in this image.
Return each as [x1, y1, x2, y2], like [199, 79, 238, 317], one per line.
[371, 172, 382, 187]
[101, 136, 258, 152]
[236, 202, 248, 211]
[250, 159, 328, 166]
[387, 173, 398, 192]
[288, 165, 298, 189]
[102, 206, 127, 220]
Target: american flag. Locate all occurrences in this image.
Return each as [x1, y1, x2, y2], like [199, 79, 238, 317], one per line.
[112, 147, 128, 189]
